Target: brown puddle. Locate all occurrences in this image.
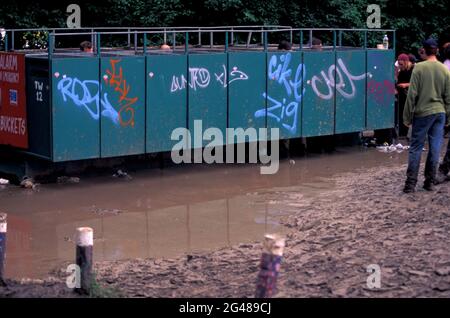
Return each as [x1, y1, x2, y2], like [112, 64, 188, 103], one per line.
[0, 147, 407, 279]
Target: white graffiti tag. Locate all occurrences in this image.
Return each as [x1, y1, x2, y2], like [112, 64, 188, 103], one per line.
[310, 58, 368, 100]
[170, 74, 188, 92]
[189, 68, 211, 91]
[215, 65, 249, 88]
[171, 65, 248, 92]
[171, 68, 210, 92]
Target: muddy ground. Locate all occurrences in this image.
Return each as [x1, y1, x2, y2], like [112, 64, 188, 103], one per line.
[1, 162, 450, 298]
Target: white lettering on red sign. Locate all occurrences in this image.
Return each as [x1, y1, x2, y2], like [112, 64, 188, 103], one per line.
[0, 116, 27, 136]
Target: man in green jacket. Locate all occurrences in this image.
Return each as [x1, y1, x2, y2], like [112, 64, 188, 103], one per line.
[436, 46, 450, 183]
[403, 39, 450, 193]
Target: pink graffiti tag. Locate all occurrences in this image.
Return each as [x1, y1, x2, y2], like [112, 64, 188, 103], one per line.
[367, 80, 396, 106]
[106, 59, 138, 127]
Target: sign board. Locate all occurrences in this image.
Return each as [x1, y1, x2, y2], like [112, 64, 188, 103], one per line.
[0, 52, 28, 148]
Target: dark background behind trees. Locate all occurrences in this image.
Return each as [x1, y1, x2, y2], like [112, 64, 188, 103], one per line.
[0, 0, 449, 55]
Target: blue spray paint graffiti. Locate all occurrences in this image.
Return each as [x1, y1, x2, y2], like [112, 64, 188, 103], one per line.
[256, 93, 300, 134]
[57, 76, 119, 125]
[255, 53, 306, 135]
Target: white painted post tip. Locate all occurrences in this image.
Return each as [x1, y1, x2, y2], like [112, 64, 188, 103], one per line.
[264, 234, 285, 256]
[76, 227, 93, 247]
[0, 213, 6, 233]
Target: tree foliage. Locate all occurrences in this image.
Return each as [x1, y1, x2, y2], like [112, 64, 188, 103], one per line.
[0, 0, 449, 54]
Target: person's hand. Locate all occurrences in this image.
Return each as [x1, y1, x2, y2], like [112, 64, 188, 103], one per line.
[405, 123, 412, 128]
[397, 83, 409, 89]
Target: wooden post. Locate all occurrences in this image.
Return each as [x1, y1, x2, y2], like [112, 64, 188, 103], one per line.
[255, 234, 285, 298]
[75, 227, 93, 295]
[0, 213, 6, 286]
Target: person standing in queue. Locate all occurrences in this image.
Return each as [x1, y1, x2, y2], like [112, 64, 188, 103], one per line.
[435, 44, 450, 183]
[403, 39, 450, 193]
[396, 53, 415, 138]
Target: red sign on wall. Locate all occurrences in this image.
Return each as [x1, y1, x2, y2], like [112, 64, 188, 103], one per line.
[0, 52, 28, 149]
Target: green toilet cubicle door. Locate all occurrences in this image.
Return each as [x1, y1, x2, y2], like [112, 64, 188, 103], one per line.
[52, 58, 100, 162]
[266, 51, 303, 140]
[302, 51, 336, 137]
[100, 56, 145, 158]
[188, 53, 227, 148]
[335, 50, 367, 134]
[228, 51, 266, 143]
[366, 50, 395, 130]
[146, 54, 188, 153]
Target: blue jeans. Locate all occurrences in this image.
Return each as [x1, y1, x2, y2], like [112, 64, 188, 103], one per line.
[406, 113, 446, 186]
[439, 137, 450, 175]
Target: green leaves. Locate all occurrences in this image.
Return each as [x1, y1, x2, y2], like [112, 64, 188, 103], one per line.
[0, 0, 448, 55]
